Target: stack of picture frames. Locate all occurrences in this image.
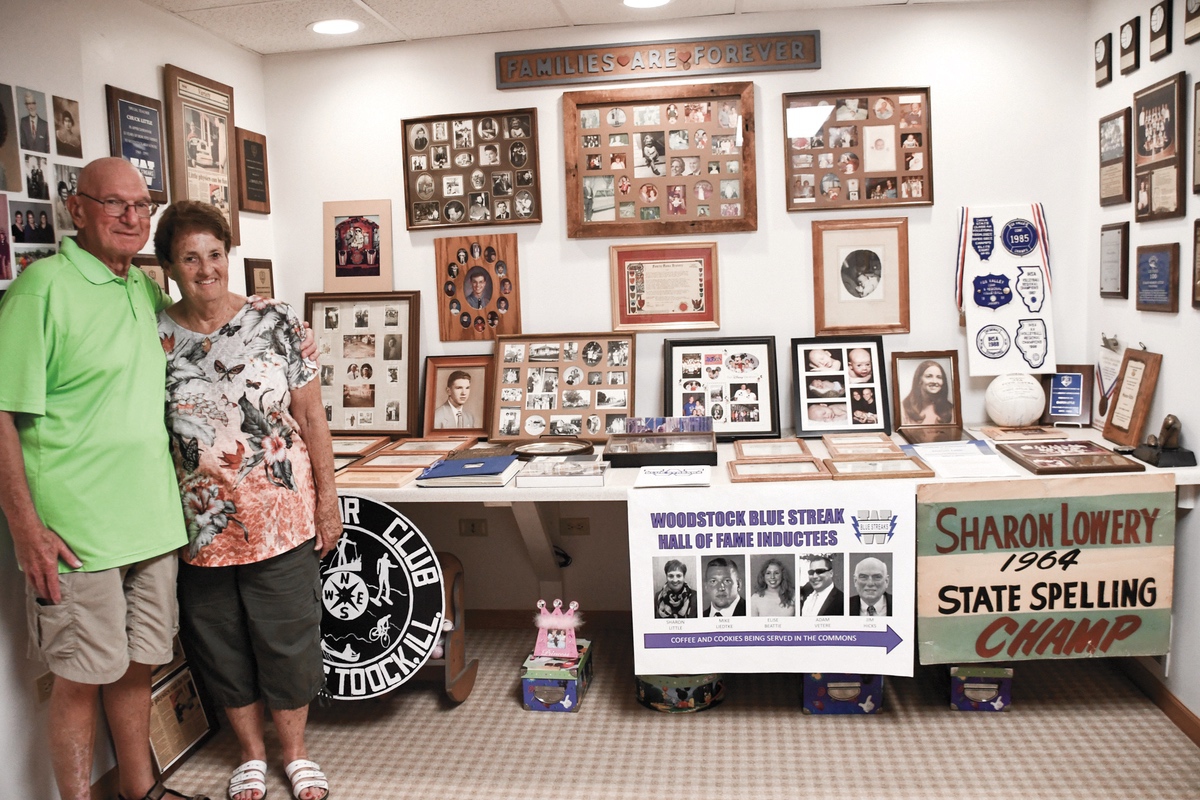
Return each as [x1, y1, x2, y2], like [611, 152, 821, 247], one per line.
[727, 437, 829, 483]
[820, 431, 933, 480]
[562, 82, 756, 237]
[333, 436, 477, 489]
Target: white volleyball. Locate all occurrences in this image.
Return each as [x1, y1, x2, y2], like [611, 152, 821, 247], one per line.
[984, 373, 1046, 427]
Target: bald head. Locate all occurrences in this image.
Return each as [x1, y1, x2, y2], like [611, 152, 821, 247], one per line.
[853, 557, 889, 606]
[68, 157, 153, 277]
[76, 157, 144, 197]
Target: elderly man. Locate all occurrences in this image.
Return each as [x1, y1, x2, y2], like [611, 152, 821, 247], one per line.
[19, 90, 50, 153]
[702, 557, 746, 617]
[849, 557, 892, 617]
[0, 158, 202, 800]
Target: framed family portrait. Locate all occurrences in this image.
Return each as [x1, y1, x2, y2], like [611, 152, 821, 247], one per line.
[305, 291, 420, 436]
[243, 257, 274, 299]
[1098, 108, 1130, 206]
[812, 217, 909, 335]
[1135, 242, 1180, 312]
[662, 335, 779, 441]
[783, 86, 931, 211]
[423, 355, 494, 439]
[890, 350, 962, 433]
[791, 335, 890, 438]
[105, 85, 168, 204]
[401, 107, 541, 230]
[148, 667, 217, 778]
[162, 64, 239, 245]
[562, 81, 757, 238]
[234, 127, 270, 214]
[1133, 72, 1186, 222]
[1100, 222, 1129, 298]
[435, 233, 521, 341]
[611, 241, 719, 331]
[131, 254, 170, 297]
[1102, 347, 1162, 447]
[322, 199, 393, 293]
[491, 332, 635, 443]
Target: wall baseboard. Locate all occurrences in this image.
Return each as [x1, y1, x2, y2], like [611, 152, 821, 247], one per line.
[1115, 657, 1200, 748]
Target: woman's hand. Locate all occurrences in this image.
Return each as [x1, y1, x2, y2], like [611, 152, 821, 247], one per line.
[313, 500, 342, 558]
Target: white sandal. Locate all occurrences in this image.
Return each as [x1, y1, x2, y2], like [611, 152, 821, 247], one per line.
[228, 760, 267, 800]
[284, 759, 329, 800]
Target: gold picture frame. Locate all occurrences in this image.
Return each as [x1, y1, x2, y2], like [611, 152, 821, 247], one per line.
[727, 456, 830, 482]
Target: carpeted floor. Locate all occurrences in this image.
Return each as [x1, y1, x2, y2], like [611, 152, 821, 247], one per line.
[167, 625, 1200, 799]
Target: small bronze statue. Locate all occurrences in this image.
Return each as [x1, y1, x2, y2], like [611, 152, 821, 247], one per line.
[1134, 414, 1196, 467]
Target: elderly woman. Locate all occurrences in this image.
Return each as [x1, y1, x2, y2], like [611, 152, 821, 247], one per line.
[655, 559, 697, 619]
[155, 201, 338, 800]
[751, 557, 796, 617]
[901, 359, 955, 425]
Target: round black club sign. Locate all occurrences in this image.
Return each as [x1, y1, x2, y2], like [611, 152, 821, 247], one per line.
[320, 495, 445, 700]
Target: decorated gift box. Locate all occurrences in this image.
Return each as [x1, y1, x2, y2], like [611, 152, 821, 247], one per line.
[801, 673, 884, 715]
[520, 639, 593, 712]
[635, 673, 725, 713]
[950, 665, 1013, 712]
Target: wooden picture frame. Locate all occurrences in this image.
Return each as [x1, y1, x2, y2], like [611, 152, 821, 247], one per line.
[1194, 83, 1200, 194]
[243, 257, 274, 299]
[435, 233, 521, 341]
[162, 64, 239, 245]
[329, 435, 393, 457]
[1133, 72, 1186, 222]
[1098, 108, 1131, 206]
[492, 332, 635, 443]
[1103, 348, 1162, 447]
[663, 335, 779, 441]
[131, 254, 169, 297]
[812, 217, 909, 335]
[783, 86, 932, 212]
[423, 354, 494, 439]
[353, 450, 444, 470]
[335, 468, 421, 489]
[1193, 220, 1200, 309]
[1149, 1, 1173, 60]
[1100, 221, 1130, 298]
[105, 85, 168, 204]
[791, 335, 890, 438]
[1040, 364, 1095, 427]
[890, 350, 962, 431]
[1120, 17, 1140, 74]
[402, 108, 541, 230]
[728, 456, 830, 482]
[996, 441, 1144, 475]
[305, 291, 420, 436]
[1095, 34, 1113, 87]
[234, 127, 270, 214]
[733, 438, 810, 460]
[148, 667, 217, 779]
[1135, 243, 1180, 312]
[384, 437, 476, 454]
[824, 455, 934, 480]
[821, 432, 905, 460]
[322, 199, 393, 293]
[1188, 0, 1200, 43]
[562, 81, 757, 238]
[611, 241, 719, 331]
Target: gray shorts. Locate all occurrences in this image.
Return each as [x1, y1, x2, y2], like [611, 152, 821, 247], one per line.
[26, 552, 179, 685]
[177, 542, 325, 710]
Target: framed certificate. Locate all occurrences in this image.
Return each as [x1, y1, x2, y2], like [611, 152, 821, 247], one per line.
[1094, 34, 1112, 87]
[1098, 109, 1130, 206]
[611, 242, 719, 331]
[1102, 348, 1162, 447]
[1149, 1, 1172, 59]
[243, 258, 274, 299]
[1099, 221, 1129, 298]
[1119, 17, 1140, 74]
[234, 127, 270, 214]
[1133, 72, 1186, 222]
[1135, 242, 1180, 312]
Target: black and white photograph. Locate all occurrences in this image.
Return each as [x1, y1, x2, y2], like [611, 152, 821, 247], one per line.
[848, 553, 893, 617]
[16, 86, 50, 153]
[52, 95, 82, 159]
[792, 335, 890, 438]
[652, 556, 699, 619]
[701, 555, 747, 617]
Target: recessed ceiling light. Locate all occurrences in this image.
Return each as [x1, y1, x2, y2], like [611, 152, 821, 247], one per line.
[624, 0, 671, 8]
[309, 19, 360, 35]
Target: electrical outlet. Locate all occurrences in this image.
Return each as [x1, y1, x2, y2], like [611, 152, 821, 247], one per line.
[560, 517, 590, 536]
[459, 518, 488, 536]
[35, 671, 54, 703]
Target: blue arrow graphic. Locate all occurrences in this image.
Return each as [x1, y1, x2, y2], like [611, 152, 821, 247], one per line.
[644, 627, 903, 654]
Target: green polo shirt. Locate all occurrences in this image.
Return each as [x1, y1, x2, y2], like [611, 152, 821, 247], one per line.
[0, 238, 186, 572]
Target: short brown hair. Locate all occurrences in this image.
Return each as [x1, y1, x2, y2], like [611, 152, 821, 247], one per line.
[154, 200, 231, 265]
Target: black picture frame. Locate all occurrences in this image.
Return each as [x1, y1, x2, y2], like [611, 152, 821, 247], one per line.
[1098, 108, 1130, 206]
[105, 85, 168, 205]
[1040, 364, 1095, 427]
[662, 335, 780, 442]
[1095, 34, 1113, 87]
[790, 335, 890, 438]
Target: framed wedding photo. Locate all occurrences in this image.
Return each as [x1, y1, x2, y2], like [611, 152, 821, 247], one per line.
[234, 127, 270, 214]
[1100, 221, 1129, 298]
[105, 85, 168, 204]
[812, 217, 909, 335]
[783, 86, 932, 211]
[322, 199, 394, 293]
[423, 354, 494, 439]
[402, 107, 541, 230]
[305, 291, 421, 436]
[1135, 242, 1179, 312]
[1132, 72, 1185, 222]
[663, 335, 779, 441]
[611, 241, 719, 331]
[890, 350, 962, 431]
[791, 335, 890, 438]
[1098, 108, 1130, 206]
[162, 65, 239, 244]
[562, 81, 757, 238]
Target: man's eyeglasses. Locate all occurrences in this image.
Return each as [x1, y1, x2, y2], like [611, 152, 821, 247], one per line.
[808, 567, 832, 575]
[78, 193, 157, 219]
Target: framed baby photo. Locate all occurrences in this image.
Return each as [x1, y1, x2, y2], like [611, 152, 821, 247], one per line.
[812, 217, 909, 335]
[305, 291, 420, 436]
[243, 257, 274, 299]
[610, 241, 719, 331]
[1132, 72, 1185, 222]
[491, 332, 636, 443]
[423, 354, 494, 439]
[435, 232, 521, 341]
[1098, 108, 1130, 206]
[890, 350, 962, 431]
[791, 335, 890, 438]
[562, 81, 757, 238]
[401, 107, 541, 230]
[662, 335, 779, 441]
[322, 199, 394, 293]
[782, 86, 932, 212]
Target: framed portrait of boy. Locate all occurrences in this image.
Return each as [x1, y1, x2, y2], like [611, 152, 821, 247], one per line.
[423, 355, 494, 439]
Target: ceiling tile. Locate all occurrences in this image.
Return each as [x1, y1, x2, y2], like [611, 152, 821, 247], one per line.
[179, 0, 403, 54]
[141, 0, 276, 12]
[739, 0, 902, 9]
[365, 0, 571, 39]
[564, 0, 735, 27]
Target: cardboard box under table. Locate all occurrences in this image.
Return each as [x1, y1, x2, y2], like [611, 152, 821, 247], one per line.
[950, 666, 1013, 711]
[520, 639, 593, 712]
[802, 673, 884, 714]
[635, 673, 726, 713]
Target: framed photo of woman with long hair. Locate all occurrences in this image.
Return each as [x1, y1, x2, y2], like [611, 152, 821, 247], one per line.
[890, 350, 962, 437]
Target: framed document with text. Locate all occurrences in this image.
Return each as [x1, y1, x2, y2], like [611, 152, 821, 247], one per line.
[234, 127, 270, 214]
[1098, 108, 1130, 206]
[105, 85, 168, 204]
[611, 242, 719, 331]
[1099, 221, 1129, 298]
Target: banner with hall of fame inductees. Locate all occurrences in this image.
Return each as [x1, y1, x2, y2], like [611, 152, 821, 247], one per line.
[627, 482, 916, 676]
[955, 203, 1058, 377]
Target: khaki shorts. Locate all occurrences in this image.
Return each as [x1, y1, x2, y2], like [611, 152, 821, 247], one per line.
[26, 552, 179, 685]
